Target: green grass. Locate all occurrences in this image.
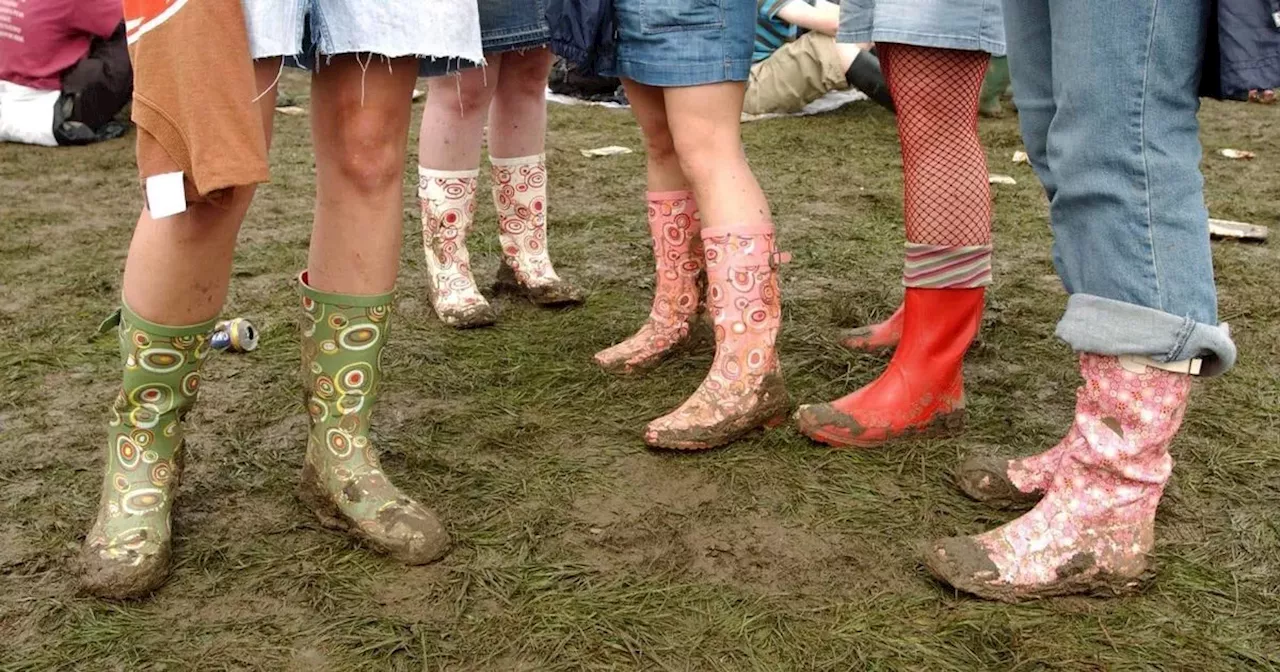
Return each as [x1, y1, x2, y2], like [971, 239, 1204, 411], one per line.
[1, 75, 1278, 670]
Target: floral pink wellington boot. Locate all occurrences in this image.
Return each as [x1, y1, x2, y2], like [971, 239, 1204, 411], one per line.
[922, 354, 1195, 601]
[490, 154, 586, 306]
[644, 224, 790, 450]
[418, 167, 498, 328]
[594, 191, 705, 374]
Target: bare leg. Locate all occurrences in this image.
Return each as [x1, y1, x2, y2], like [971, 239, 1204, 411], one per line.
[418, 55, 500, 170]
[307, 55, 419, 295]
[83, 58, 280, 599]
[621, 80, 688, 192]
[416, 57, 502, 327]
[121, 59, 280, 324]
[592, 80, 699, 374]
[299, 55, 451, 566]
[663, 82, 771, 228]
[487, 48, 552, 158]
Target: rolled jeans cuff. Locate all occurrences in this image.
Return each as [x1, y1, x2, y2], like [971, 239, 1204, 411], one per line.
[1055, 294, 1237, 377]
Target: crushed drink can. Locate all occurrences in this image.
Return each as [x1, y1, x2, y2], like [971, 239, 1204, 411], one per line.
[210, 318, 259, 352]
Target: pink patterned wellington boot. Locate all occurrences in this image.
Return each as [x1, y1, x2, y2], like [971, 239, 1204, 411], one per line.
[644, 224, 790, 450]
[419, 167, 497, 328]
[922, 354, 1194, 601]
[490, 153, 586, 306]
[594, 191, 705, 374]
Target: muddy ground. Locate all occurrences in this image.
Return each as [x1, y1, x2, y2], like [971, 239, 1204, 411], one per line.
[1, 74, 1278, 670]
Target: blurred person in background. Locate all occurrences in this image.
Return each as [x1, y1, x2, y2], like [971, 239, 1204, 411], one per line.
[0, 0, 131, 145]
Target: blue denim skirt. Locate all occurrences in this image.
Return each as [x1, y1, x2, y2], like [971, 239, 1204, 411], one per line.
[420, 0, 551, 76]
[837, 0, 1005, 56]
[602, 0, 755, 87]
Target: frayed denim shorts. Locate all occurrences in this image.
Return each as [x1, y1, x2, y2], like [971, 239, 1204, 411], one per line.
[837, 0, 1005, 56]
[601, 0, 755, 87]
[242, 0, 483, 68]
[420, 0, 551, 77]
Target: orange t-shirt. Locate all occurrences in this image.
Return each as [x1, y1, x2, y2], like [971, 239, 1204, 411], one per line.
[125, 0, 269, 205]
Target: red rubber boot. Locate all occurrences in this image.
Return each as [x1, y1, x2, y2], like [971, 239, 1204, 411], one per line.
[796, 287, 981, 447]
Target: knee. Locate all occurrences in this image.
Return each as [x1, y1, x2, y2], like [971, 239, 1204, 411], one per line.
[327, 109, 406, 193]
[430, 73, 493, 117]
[643, 125, 678, 165]
[495, 51, 553, 101]
[672, 132, 740, 184]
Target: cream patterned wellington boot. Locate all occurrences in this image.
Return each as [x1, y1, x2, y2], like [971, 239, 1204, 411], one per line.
[419, 167, 497, 328]
[490, 153, 586, 306]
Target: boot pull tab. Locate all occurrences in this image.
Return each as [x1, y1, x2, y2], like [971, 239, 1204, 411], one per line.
[771, 251, 792, 269]
[94, 308, 123, 339]
[1119, 355, 1202, 376]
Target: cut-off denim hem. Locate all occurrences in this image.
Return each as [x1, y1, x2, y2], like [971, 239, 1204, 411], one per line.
[242, 0, 482, 65]
[1055, 294, 1237, 377]
[419, 0, 549, 76]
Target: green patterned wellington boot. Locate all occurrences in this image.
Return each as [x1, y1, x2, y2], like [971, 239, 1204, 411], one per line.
[81, 305, 215, 599]
[296, 272, 450, 564]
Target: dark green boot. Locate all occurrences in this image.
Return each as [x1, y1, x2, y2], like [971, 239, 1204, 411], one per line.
[81, 305, 214, 598]
[297, 272, 450, 564]
[980, 56, 1010, 118]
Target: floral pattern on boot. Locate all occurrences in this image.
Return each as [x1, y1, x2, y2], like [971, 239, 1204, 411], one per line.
[298, 273, 450, 564]
[81, 306, 214, 598]
[594, 191, 705, 374]
[419, 168, 496, 328]
[923, 354, 1193, 601]
[491, 154, 585, 306]
[645, 225, 790, 450]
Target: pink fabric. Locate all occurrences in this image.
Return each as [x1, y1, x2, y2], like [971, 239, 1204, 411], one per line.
[0, 0, 121, 90]
[645, 226, 783, 440]
[593, 192, 703, 372]
[973, 354, 1192, 587]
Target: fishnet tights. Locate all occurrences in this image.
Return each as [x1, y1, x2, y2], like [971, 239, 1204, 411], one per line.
[880, 44, 992, 247]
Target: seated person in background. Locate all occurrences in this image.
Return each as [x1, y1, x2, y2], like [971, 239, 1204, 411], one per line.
[744, 0, 894, 115]
[0, 0, 131, 146]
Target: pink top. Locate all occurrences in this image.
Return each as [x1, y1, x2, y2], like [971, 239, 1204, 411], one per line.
[0, 0, 122, 90]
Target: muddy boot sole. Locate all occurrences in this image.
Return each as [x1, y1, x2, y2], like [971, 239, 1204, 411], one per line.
[645, 373, 791, 451]
[494, 263, 586, 307]
[79, 543, 172, 600]
[594, 313, 714, 376]
[797, 406, 966, 448]
[918, 538, 1154, 603]
[297, 461, 451, 565]
[436, 303, 499, 330]
[954, 455, 1044, 510]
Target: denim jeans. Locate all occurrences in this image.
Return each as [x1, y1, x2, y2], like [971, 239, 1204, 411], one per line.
[1002, 0, 1237, 376]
